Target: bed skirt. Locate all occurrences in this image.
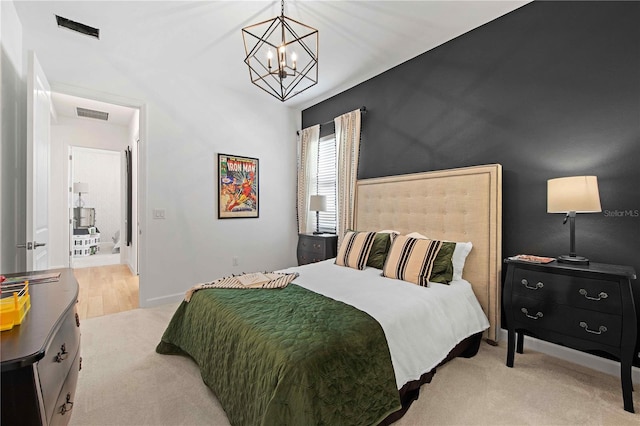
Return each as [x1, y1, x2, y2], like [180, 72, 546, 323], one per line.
[381, 332, 483, 425]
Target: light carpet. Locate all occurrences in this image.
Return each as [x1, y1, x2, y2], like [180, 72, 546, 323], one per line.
[70, 303, 639, 426]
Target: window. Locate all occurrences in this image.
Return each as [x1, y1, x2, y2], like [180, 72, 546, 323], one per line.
[315, 134, 337, 233]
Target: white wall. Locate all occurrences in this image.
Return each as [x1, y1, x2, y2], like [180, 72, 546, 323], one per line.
[0, 0, 26, 273]
[137, 84, 298, 307]
[49, 115, 130, 268]
[20, 6, 299, 306]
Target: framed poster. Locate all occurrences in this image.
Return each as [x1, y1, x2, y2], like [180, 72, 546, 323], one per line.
[218, 153, 259, 219]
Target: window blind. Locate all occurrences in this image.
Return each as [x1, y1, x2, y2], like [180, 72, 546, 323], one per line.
[316, 134, 337, 233]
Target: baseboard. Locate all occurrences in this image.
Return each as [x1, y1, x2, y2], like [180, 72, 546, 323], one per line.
[140, 292, 184, 308]
[498, 329, 640, 383]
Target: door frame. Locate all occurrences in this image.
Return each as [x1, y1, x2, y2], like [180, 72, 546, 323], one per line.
[51, 83, 147, 284]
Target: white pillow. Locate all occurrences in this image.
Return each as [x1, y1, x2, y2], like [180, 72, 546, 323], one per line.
[451, 241, 472, 281]
[406, 232, 472, 281]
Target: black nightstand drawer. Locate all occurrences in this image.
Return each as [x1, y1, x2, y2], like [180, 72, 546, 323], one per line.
[298, 236, 327, 255]
[512, 268, 622, 314]
[297, 234, 338, 266]
[512, 294, 622, 347]
[298, 251, 325, 265]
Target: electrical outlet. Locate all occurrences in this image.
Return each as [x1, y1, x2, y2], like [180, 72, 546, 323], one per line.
[232, 256, 239, 266]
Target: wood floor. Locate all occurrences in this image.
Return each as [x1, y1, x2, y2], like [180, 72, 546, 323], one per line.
[74, 264, 138, 320]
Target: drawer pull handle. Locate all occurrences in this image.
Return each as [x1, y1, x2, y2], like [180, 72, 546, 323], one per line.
[579, 321, 607, 334]
[521, 308, 543, 320]
[55, 344, 69, 363]
[521, 279, 544, 290]
[578, 289, 608, 301]
[59, 393, 74, 415]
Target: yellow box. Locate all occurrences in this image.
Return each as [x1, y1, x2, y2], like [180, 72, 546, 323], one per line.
[0, 281, 31, 331]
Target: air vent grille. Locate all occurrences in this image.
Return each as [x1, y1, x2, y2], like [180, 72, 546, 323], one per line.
[77, 107, 109, 121]
[56, 15, 100, 39]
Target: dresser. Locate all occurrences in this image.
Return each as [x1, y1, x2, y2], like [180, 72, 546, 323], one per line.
[297, 233, 338, 266]
[503, 259, 637, 412]
[1, 269, 81, 425]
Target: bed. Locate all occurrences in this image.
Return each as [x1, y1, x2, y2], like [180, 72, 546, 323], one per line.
[156, 164, 502, 425]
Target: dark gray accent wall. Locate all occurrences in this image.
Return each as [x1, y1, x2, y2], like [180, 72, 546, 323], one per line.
[303, 1, 640, 365]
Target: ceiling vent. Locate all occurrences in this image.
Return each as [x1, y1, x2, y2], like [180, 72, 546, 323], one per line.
[77, 107, 109, 121]
[56, 15, 100, 39]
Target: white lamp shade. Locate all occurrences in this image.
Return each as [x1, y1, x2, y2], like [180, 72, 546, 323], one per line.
[73, 182, 89, 193]
[547, 176, 601, 213]
[309, 195, 327, 212]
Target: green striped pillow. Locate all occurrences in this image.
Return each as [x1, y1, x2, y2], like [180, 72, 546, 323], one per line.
[335, 231, 376, 270]
[382, 235, 443, 287]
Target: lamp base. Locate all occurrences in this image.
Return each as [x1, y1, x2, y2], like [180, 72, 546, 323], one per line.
[557, 254, 590, 265]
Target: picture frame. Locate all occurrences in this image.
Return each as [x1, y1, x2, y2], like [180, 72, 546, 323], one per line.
[218, 153, 259, 219]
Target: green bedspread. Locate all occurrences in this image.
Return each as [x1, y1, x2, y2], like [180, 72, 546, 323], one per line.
[156, 284, 401, 426]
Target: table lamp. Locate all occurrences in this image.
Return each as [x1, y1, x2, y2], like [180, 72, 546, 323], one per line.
[547, 176, 601, 264]
[309, 195, 327, 235]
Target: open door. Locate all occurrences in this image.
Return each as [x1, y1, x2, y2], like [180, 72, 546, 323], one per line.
[23, 52, 51, 271]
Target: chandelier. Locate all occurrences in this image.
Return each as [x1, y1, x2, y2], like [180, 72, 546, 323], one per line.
[242, 0, 318, 102]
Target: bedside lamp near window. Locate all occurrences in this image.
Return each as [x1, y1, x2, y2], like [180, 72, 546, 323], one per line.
[309, 195, 327, 235]
[547, 175, 601, 265]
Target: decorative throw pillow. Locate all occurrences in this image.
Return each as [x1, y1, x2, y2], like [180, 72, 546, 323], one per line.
[378, 230, 400, 243]
[406, 232, 472, 283]
[335, 231, 377, 270]
[382, 235, 443, 287]
[429, 241, 456, 284]
[366, 233, 392, 269]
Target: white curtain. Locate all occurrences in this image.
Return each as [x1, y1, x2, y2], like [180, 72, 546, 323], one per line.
[296, 125, 320, 234]
[334, 109, 362, 245]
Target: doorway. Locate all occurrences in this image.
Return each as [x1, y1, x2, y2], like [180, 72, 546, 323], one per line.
[70, 147, 122, 268]
[50, 91, 142, 317]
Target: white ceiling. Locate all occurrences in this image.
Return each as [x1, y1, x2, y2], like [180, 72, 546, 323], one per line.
[14, 0, 529, 117]
[51, 92, 137, 126]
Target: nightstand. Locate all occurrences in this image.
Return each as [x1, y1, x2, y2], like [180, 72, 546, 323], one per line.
[297, 234, 338, 266]
[504, 258, 637, 413]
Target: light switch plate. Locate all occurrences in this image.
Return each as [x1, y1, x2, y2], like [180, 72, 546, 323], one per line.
[153, 209, 165, 219]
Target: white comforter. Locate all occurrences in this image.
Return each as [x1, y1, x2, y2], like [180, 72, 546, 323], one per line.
[282, 259, 490, 389]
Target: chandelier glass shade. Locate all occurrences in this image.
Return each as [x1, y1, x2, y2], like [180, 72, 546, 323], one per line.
[242, 1, 318, 102]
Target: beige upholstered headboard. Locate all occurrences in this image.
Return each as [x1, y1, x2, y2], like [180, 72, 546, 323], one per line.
[354, 164, 502, 343]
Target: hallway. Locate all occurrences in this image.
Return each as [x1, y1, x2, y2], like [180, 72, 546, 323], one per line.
[74, 264, 138, 320]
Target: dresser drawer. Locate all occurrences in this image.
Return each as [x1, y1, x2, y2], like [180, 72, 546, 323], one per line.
[511, 268, 622, 314]
[49, 346, 81, 426]
[38, 305, 81, 424]
[512, 295, 622, 347]
[297, 236, 327, 255]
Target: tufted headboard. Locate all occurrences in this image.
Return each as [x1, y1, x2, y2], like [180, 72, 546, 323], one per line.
[354, 164, 502, 343]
